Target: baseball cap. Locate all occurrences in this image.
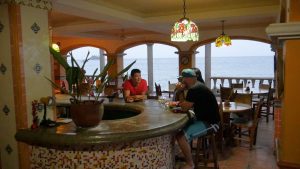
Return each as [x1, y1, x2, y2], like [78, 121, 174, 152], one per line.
[181, 69, 196, 78]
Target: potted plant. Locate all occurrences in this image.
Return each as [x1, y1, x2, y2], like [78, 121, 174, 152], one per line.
[46, 47, 135, 127]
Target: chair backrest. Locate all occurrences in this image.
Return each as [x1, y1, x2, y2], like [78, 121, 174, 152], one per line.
[155, 83, 162, 97]
[220, 84, 234, 101]
[231, 82, 244, 88]
[233, 91, 253, 106]
[265, 87, 274, 104]
[218, 101, 224, 124]
[259, 83, 270, 90]
[168, 81, 177, 92]
[253, 100, 263, 124]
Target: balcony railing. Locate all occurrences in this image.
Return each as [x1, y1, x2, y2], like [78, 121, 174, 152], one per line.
[210, 76, 274, 90]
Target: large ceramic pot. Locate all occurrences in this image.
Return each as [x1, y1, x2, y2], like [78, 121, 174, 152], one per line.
[70, 100, 104, 127]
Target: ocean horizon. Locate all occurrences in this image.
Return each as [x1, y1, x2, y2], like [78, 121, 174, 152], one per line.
[73, 55, 274, 90]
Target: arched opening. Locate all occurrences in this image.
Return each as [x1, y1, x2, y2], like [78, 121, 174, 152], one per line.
[123, 43, 178, 91]
[66, 46, 107, 75]
[195, 40, 274, 89]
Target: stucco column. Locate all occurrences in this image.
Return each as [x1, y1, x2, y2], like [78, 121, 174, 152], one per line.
[278, 0, 300, 167]
[99, 48, 105, 71]
[0, 1, 52, 169]
[147, 43, 154, 93]
[105, 52, 126, 88]
[272, 41, 284, 99]
[205, 44, 212, 88]
[175, 51, 195, 75]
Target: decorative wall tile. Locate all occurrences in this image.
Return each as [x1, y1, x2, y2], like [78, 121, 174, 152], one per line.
[31, 22, 40, 34]
[3, 105, 10, 116]
[33, 63, 42, 74]
[0, 21, 4, 32]
[0, 63, 7, 74]
[5, 144, 13, 154]
[0, 0, 52, 10]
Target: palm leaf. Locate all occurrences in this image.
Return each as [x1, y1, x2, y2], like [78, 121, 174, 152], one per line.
[95, 59, 114, 81]
[81, 51, 90, 70]
[90, 68, 99, 84]
[44, 77, 70, 95]
[117, 60, 136, 76]
[49, 47, 69, 70]
[70, 53, 87, 83]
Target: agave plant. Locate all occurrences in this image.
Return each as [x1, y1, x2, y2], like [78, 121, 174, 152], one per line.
[46, 47, 135, 102]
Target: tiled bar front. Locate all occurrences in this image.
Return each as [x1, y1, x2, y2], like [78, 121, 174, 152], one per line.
[15, 99, 188, 169]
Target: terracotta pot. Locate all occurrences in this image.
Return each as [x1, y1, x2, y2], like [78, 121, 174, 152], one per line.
[70, 101, 104, 127]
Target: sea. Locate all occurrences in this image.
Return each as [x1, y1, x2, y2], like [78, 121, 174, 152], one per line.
[75, 56, 274, 91]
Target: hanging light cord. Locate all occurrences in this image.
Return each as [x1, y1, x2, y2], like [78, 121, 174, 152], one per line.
[183, 0, 186, 18]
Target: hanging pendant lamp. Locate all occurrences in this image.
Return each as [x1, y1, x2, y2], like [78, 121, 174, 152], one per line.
[171, 0, 199, 42]
[215, 20, 232, 47]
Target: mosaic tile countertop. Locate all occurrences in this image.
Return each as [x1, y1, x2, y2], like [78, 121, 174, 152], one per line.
[15, 96, 188, 147]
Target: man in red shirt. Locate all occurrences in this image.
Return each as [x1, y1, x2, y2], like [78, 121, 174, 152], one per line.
[123, 69, 148, 102]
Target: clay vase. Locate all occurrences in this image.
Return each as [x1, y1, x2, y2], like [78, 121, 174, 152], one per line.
[70, 100, 104, 127]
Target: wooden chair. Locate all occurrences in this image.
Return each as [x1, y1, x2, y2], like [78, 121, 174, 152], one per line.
[259, 83, 270, 90]
[219, 85, 234, 102]
[165, 81, 176, 98]
[231, 100, 263, 150]
[231, 91, 253, 124]
[231, 82, 244, 88]
[154, 83, 162, 97]
[233, 91, 253, 106]
[216, 101, 229, 153]
[191, 125, 219, 168]
[259, 87, 274, 122]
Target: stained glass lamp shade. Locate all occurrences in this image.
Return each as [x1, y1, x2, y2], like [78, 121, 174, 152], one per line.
[215, 21, 231, 47]
[171, 18, 199, 42]
[171, 0, 199, 42]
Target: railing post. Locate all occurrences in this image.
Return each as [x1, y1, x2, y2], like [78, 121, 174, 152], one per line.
[268, 79, 272, 86]
[212, 78, 217, 89]
[251, 79, 256, 88]
[220, 78, 224, 87]
[228, 78, 232, 87]
[243, 79, 247, 87]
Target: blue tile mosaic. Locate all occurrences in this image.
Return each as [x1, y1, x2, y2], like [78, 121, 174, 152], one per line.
[34, 63, 42, 74]
[0, 21, 4, 32]
[0, 63, 7, 74]
[5, 144, 13, 154]
[3, 105, 10, 116]
[31, 22, 40, 34]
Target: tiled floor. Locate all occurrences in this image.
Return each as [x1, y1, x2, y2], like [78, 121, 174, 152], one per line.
[176, 119, 278, 169]
[217, 119, 278, 169]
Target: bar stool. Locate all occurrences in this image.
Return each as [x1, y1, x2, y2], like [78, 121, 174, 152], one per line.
[191, 124, 219, 169]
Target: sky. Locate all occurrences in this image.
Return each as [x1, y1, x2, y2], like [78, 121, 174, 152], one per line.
[68, 40, 274, 60]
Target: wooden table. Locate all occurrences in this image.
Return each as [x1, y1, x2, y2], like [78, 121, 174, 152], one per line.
[234, 87, 269, 95]
[222, 101, 252, 113]
[221, 101, 253, 145]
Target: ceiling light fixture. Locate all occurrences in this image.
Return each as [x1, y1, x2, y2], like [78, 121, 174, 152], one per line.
[171, 0, 199, 42]
[215, 20, 232, 47]
[52, 42, 60, 52]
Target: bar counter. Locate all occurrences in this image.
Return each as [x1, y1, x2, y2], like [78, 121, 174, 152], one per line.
[15, 96, 188, 168]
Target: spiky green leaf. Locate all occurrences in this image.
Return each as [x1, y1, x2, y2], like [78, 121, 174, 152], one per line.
[49, 47, 70, 70]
